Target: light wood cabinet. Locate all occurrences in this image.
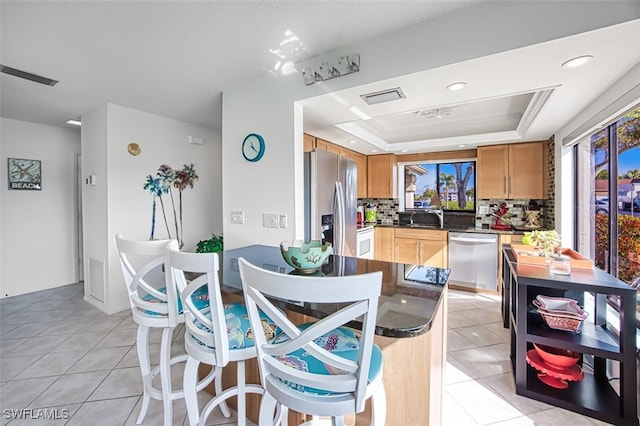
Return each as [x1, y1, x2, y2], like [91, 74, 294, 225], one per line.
[316, 138, 340, 155]
[394, 228, 448, 268]
[353, 152, 368, 198]
[304, 133, 368, 198]
[477, 142, 544, 199]
[303, 133, 316, 152]
[374, 227, 394, 262]
[368, 154, 397, 198]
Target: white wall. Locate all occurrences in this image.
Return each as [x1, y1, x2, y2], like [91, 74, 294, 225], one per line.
[1, 118, 81, 297]
[221, 1, 640, 250]
[82, 104, 222, 314]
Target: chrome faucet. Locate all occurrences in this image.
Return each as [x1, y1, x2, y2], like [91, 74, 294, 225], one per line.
[426, 209, 444, 229]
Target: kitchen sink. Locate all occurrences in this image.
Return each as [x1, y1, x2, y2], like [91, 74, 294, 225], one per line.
[403, 223, 441, 229]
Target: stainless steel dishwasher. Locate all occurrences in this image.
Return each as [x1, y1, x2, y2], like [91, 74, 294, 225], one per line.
[448, 232, 498, 291]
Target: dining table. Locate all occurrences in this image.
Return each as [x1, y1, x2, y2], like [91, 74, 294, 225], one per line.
[209, 244, 451, 426]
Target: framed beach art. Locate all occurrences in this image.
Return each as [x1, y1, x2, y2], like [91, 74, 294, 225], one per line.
[8, 158, 42, 190]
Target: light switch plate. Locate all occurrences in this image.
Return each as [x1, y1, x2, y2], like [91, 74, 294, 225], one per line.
[231, 210, 244, 224]
[278, 214, 287, 228]
[479, 205, 489, 215]
[263, 213, 279, 228]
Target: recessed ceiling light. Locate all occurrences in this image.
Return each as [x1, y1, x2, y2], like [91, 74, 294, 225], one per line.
[561, 55, 593, 68]
[348, 140, 356, 144]
[371, 149, 378, 153]
[458, 144, 466, 148]
[446, 82, 466, 91]
[401, 149, 408, 153]
[66, 119, 82, 126]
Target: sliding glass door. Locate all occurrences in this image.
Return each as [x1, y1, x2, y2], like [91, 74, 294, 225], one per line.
[575, 106, 639, 326]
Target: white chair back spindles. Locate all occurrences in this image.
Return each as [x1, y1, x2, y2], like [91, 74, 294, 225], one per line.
[239, 257, 385, 424]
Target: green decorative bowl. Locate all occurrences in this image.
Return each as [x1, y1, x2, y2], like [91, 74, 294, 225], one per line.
[280, 240, 332, 273]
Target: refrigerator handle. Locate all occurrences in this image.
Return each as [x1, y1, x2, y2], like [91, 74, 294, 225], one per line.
[333, 181, 346, 256]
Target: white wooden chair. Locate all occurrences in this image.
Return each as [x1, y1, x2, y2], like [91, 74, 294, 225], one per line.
[238, 257, 386, 426]
[166, 241, 281, 426]
[116, 234, 212, 426]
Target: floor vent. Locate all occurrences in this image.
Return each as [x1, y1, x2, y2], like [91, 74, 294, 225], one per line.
[360, 87, 406, 105]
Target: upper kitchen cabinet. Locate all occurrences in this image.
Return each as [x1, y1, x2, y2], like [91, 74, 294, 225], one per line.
[477, 142, 545, 199]
[316, 137, 341, 155]
[352, 152, 368, 198]
[304, 133, 368, 198]
[303, 133, 316, 152]
[368, 154, 397, 198]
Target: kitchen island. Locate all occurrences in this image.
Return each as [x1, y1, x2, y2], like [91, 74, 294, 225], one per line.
[211, 244, 450, 425]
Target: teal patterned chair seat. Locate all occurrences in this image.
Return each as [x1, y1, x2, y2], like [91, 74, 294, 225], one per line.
[191, 301, 278, 350]
[140, 285, 209, 317]
[270, 323, 383, 396]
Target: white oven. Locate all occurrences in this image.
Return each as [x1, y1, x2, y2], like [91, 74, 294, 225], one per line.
[356, 227, 375, 259]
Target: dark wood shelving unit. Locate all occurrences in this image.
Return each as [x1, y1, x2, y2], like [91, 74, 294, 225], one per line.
[503, 245, 638, 426]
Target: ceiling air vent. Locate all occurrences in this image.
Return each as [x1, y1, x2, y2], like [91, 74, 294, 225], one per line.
[1, 64, 58, 86]
[360, 87, 406, 105]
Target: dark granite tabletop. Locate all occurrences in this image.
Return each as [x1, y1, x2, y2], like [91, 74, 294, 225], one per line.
[219, 244, 450, 338]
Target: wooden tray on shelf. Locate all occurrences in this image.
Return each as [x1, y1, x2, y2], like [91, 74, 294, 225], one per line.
[511, 244, 594, 269]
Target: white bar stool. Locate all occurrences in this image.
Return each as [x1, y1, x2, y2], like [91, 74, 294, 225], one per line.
[166, 241, 284, 426]
[239, 257, 386, 426]
[115, 234, 215, 426]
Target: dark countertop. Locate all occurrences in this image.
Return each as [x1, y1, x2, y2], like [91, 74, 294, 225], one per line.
[219, 244, 450, 338]
[375, 224, 548, 235]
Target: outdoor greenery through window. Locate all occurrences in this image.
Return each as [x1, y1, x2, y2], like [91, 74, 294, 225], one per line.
[575, 106, 639, 329]
[403, 161, 475, 211]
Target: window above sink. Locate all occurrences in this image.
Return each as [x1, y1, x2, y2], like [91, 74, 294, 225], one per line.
[400, 159, 476, 213]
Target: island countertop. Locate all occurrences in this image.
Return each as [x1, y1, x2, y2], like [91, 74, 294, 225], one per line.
[218, 244, 450, 338]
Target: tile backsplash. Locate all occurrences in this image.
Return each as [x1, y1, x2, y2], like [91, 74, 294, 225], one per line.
[358, 197, 551, 229]
[475, 199, 548, 229]
[358, 198, 398, 225]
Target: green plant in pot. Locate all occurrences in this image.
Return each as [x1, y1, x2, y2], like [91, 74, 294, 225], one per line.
[195, 233, 224, 253]
[523, 230, 560, 257]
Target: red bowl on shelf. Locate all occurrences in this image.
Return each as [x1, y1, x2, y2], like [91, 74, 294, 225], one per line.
[533, 343, 580, 369]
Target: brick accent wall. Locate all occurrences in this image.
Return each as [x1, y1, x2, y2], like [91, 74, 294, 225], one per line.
[546, 135, 556, 230]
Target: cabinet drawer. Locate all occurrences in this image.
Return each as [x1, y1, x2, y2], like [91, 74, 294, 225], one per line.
[395, 228, 447, 241]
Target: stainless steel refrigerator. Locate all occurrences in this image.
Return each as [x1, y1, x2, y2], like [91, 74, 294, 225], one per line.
[304, 150, 357, 257]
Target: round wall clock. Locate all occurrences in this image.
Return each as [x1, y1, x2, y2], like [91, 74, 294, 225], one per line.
[242, 133, 265, 162]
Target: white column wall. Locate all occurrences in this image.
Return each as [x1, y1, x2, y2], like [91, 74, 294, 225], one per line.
[82, 104, 222, 314]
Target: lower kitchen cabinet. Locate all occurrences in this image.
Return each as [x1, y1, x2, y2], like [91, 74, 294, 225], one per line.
[374, 227, 394, 262]
[395, 228, 448, 268]
[503, 245, 638, 425]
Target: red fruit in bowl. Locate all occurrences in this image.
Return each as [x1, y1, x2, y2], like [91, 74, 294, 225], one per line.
[533, 343, 580, 369]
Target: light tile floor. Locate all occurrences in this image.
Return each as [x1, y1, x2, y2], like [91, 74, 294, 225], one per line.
[0, 283, 615, 425]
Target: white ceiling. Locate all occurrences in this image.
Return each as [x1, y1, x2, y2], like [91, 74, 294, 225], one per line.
[302, 18, 640, 153]
[2, 1, 640, 155]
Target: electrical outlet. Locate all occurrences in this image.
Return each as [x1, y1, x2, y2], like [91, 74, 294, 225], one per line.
[278, 214, 287, 228]
[263, 213, 279, 228]
[231, 210, 244, 224]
